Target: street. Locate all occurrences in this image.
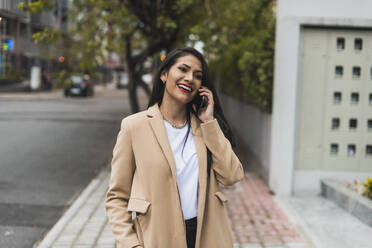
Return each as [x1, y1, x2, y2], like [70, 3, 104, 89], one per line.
[0, 86, 147, 248]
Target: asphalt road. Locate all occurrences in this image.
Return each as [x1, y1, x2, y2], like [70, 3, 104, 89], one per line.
[0, 86, 147, 248]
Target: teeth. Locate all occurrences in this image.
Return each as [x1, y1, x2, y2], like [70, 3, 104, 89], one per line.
[178, 84, 192, 92]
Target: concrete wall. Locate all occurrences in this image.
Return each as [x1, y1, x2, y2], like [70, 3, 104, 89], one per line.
[220, 94, 272, 183]
[272, 0, 372, 195]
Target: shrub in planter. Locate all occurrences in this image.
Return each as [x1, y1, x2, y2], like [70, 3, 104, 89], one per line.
[362, 176, 372, 199]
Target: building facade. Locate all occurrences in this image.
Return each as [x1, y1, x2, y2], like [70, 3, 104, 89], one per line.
[0, 0, 68, 79]
[271, 0, 372, 195]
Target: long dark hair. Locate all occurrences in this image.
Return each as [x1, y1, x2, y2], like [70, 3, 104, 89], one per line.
[148, 47, 236, 175]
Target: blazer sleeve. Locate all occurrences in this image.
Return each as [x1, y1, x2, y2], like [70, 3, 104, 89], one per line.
[105, 119, 141, 248]
[200, 119, 244, 186]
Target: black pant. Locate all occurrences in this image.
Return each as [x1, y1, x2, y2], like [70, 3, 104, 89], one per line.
[185, 217, 197, 248]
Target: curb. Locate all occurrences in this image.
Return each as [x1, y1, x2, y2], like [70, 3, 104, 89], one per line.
[34, 168, 109, 248]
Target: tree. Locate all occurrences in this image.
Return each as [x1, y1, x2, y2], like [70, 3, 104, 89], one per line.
[194, 0, 275, 112]
[20, 0, 275, 112]
[20, 0, 205, 113]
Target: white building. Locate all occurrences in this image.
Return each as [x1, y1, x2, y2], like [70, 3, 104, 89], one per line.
[222, 0, 372, 196]
[270, 0, 372, 195]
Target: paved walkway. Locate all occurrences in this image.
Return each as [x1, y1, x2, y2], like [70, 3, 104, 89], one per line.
[277, 196, 372, 248]
[34, 168, 314, 248]
[34, 169, 113, 248]
[223, 174, 311, 248]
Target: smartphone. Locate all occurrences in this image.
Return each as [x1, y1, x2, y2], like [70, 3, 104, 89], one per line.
[193, 94, 206, 114]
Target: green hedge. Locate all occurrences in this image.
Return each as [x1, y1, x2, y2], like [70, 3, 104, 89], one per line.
[0, 72, 24, 82]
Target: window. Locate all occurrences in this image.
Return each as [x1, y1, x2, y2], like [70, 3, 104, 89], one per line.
[351, 92, 359, 104]
[334, 92, 342, 104]
[331, 118, 340, 130]
[353, 66, 361, 78]
[369, 93, 372, 105]
[20, 23, 28, 38]
[355, 38, 363, 51]
[347, 144, 356, 156]
[335, 66, 343, 78]
[368, 119, 372, 130]
[349, 118, 357, 130]
[4, 18, 11, 36]
[337, 38, 345, 50]
[330, 143, 339, 155]
[366, 145, 372, 156]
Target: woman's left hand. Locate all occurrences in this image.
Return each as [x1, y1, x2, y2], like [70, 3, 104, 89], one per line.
[196, 86, 214, 123]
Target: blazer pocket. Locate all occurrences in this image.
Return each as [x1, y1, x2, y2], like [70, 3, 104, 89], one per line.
[215, 191, 228, 204]
[127, 198, 151, 214]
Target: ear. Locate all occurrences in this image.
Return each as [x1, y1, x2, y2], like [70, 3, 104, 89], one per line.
[160, 71, 168, 84]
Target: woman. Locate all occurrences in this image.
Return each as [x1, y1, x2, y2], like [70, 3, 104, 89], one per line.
[105, 47, 244, 248]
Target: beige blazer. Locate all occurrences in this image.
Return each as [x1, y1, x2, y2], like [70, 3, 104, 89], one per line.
[105, 104, 244, 248]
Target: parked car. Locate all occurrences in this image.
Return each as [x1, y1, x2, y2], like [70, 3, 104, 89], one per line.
[64, 75, 94, 97]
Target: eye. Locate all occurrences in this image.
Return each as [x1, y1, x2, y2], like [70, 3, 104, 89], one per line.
[195, 74, 202, 80]
[178, 67, 187, 72]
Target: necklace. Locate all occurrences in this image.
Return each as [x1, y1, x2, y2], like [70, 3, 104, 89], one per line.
[163, 116, 188, 129]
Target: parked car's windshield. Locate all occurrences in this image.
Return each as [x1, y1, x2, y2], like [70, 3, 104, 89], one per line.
[71, 76, 83, 85]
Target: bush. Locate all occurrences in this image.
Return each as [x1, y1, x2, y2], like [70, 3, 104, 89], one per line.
[0, 72, 23, 82]
[53, 70, 70, 89]
[362, 177, 372, 199]
[194, 0, 275, 113]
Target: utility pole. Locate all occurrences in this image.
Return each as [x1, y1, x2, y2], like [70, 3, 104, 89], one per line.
[3, 17, 6, 75]
[0, 16, 8, 75]
[0, 16, 3, 75]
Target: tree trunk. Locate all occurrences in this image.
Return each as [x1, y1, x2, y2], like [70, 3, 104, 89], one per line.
[127, 62, 140, 113]
[125, 35, 140, 113]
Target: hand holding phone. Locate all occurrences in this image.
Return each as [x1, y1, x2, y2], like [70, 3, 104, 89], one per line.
[194, 94, 206, 115]
[193, 86, 214, 123]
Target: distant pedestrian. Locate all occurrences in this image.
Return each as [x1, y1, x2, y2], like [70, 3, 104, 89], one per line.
[105, 47, 244, 248]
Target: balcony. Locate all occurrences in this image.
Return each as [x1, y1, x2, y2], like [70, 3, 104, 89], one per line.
[30, 12, 54, 27]
[0, 0, 27, 19]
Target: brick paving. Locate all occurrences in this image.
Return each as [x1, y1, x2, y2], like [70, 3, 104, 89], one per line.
[223, 174, 312, 248]
[35, 169, 313, 248]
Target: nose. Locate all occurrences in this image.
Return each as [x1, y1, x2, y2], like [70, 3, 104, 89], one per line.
[184, 71, 194, 82]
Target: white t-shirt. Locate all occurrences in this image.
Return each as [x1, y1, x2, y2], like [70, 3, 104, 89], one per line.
[163, 120, 199, 220]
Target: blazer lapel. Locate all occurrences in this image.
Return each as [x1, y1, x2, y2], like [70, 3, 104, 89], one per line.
[190, 114, 207, 248]
[147, 104, 178, 183]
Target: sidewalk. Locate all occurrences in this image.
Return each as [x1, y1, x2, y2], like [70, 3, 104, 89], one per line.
[0, 88, 64, 100]
[34, 168, 113, 248]
[223, 175, 312, 248]
[33, 167, 315, 248]
[276, 196, 372, 248]
[0, 84, 116, 101]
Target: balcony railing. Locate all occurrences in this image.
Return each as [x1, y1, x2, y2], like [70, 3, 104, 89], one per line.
[0, 0, 27, 17]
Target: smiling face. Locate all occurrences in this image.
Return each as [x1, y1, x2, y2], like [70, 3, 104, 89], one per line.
[160, 54, 203, 105]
